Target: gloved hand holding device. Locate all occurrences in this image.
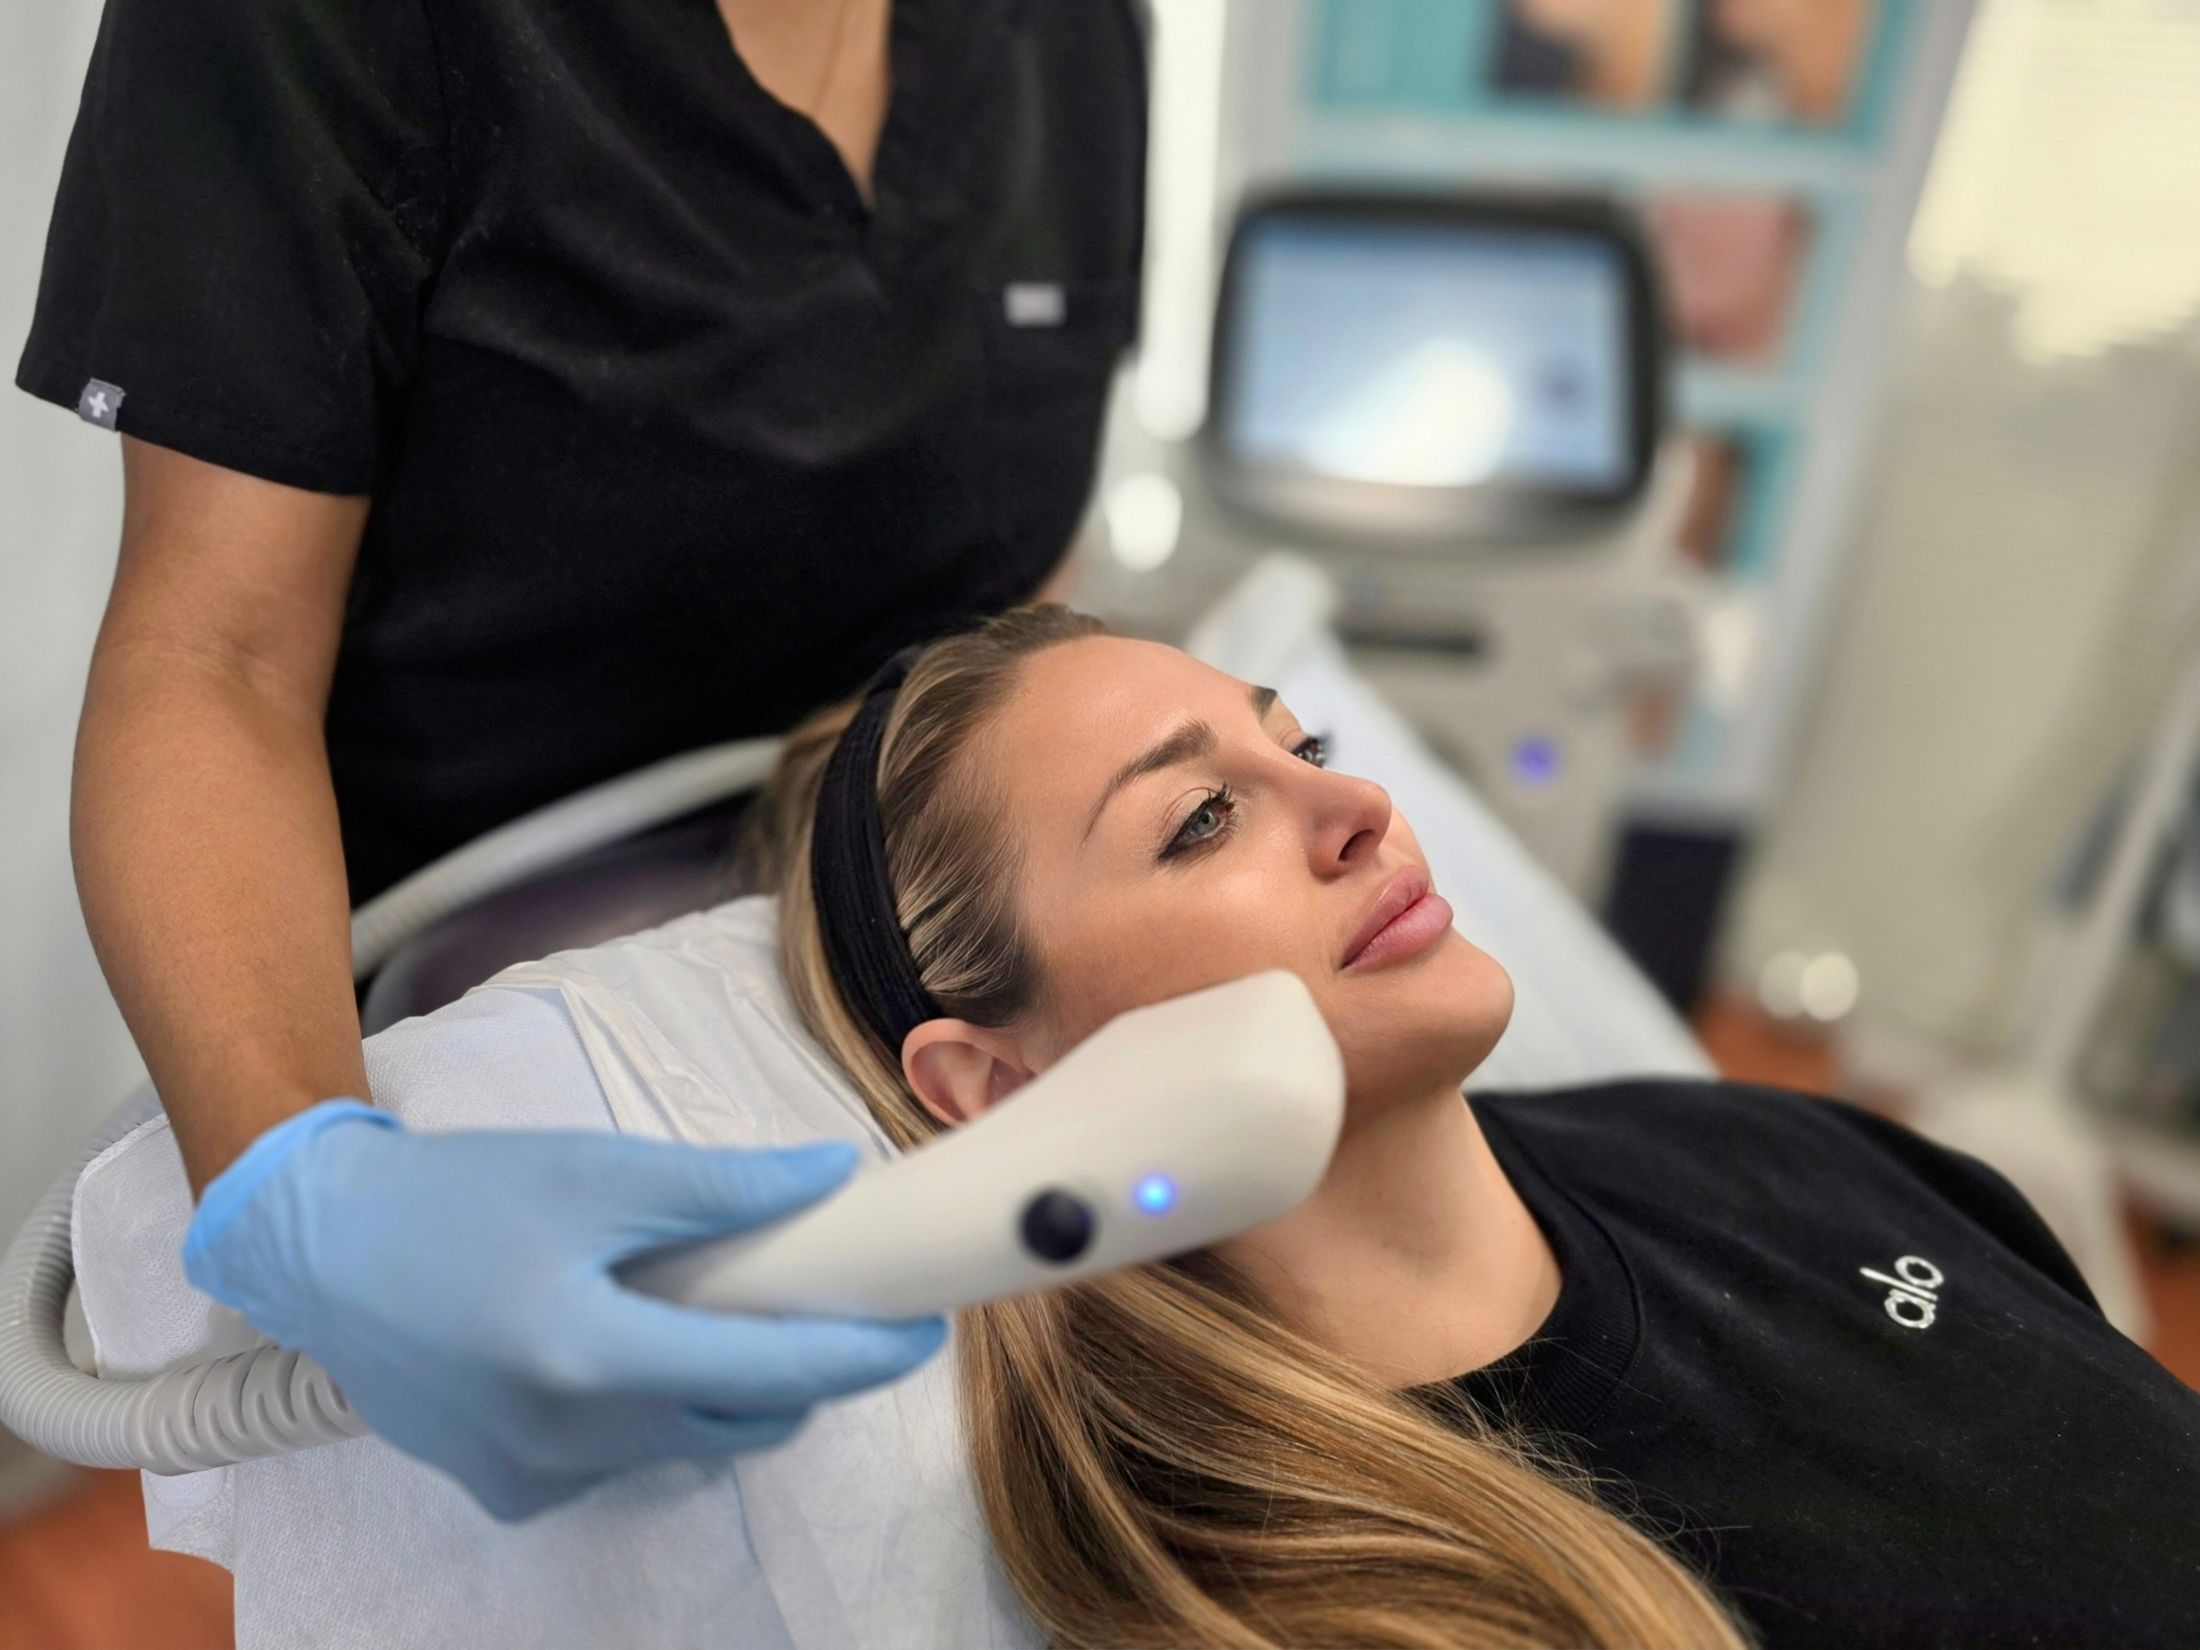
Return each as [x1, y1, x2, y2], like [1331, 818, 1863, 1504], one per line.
[182, 1098, 946, 1522]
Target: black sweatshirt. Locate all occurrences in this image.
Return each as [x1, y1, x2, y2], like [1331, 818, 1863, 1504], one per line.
[1431, 1082, 2200, 1648]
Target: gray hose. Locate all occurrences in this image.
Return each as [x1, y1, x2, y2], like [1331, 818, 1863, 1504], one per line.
[0, 1088, 361, 1471]
[0, 737, 780, 1473]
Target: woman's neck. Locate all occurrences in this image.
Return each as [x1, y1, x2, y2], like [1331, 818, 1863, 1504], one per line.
[1214, 1084, 1560, 1389]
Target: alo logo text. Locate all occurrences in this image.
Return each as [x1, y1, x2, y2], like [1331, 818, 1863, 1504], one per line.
[1860, 1254, 1945, 1330]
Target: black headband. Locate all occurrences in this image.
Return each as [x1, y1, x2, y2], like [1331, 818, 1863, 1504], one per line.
[810, 644, 942, 1057]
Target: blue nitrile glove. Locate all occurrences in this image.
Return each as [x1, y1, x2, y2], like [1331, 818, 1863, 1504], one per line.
[182, 1099, 945, 1521]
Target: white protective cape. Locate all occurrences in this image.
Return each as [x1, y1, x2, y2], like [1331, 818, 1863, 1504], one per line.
[70, 625, 1709, 1649]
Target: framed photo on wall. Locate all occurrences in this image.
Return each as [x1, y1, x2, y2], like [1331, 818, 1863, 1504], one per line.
[1312, 0, 1922, 150]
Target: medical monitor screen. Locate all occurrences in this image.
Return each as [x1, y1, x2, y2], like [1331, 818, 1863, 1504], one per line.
[1207, 194, 1662, 543]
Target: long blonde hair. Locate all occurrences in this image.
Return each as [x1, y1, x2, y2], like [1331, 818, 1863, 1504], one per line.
[749, 605, 1751, 1650]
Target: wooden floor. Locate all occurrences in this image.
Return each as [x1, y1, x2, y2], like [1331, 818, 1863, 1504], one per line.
[4, 995, 2196, 1650]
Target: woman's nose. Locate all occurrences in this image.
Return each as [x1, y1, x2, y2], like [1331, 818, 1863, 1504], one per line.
[1310, 766, 1394, 870]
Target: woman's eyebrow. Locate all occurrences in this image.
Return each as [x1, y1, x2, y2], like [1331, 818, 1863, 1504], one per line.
[1080, 683, 1279, 842]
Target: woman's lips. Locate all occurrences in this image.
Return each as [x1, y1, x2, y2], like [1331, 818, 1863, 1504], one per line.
[1342, 867, 1453, 971]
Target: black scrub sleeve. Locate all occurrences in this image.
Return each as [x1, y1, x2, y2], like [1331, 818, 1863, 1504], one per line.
[1808, 1094, 2106, 1315]
[15, 0, 449, 495]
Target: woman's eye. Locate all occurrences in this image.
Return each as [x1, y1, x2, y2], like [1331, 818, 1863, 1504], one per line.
[1159, 739, 1326, 861]
[1164, 786, 1235, 858]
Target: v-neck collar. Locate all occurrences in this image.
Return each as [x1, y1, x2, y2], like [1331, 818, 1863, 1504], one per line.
[687, 0, 1022, 251]
[690, 0, 900, 227]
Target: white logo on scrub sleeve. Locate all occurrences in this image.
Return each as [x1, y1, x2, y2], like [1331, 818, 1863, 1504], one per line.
[77, 378, 125, 430]
[1860, 1254, 1945, 1329]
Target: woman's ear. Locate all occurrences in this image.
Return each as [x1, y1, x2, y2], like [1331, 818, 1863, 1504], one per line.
[900, 1019, 1035, 1128]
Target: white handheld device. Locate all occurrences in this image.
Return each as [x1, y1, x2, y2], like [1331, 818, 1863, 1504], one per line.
[618, 970, 1346, 1318]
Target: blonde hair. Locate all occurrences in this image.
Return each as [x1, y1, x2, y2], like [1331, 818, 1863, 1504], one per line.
[748, 605, 1752, 1650]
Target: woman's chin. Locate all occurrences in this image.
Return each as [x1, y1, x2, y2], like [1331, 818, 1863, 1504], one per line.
[1330, 934, 1514, 1113]
[1371, 928, 1513, 1024]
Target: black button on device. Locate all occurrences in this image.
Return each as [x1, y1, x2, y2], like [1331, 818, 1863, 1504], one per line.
[1019, 1188, 1096, 1264]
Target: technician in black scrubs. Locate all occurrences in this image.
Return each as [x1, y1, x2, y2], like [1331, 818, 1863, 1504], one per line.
[18, 0, 1145, 1519]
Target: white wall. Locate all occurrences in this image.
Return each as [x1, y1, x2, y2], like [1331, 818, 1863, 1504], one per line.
[2, 6, 147, 1255]
[1729, 0, 2200, 1059]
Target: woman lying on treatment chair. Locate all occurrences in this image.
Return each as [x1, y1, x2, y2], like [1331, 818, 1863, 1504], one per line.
[748, 605, 2200, 1650]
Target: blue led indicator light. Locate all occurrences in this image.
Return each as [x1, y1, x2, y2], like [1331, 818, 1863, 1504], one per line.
[1133, 1174, 1177, 1214]
[1511, 736, 1560, 788]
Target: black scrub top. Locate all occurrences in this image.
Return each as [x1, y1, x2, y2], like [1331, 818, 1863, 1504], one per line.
[17, 0, 1146, 901]
[1434, 1082, 2200, 1649]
